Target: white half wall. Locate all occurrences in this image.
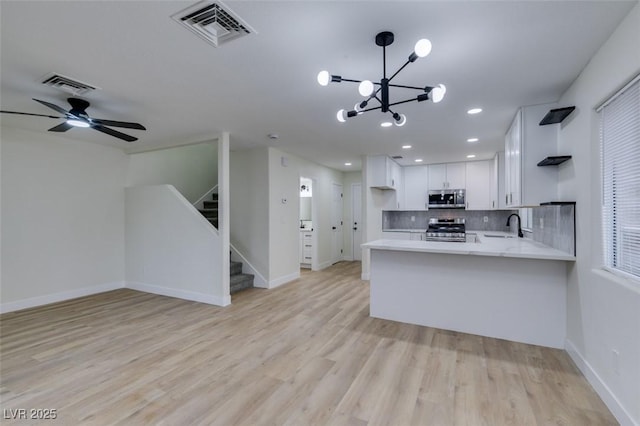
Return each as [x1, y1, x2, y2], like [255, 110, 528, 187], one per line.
[0, 127, 127, 311]
[557, 4, 640, 425]
[125, 185, 228, 306]
[127, 141, 218, 204]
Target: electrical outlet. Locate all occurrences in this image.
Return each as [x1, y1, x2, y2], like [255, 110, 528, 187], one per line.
[483, 216, 489, 223]
[539, 217, 544, 229]
[411, 216, 415, 222]
[612, 349, 620, 375]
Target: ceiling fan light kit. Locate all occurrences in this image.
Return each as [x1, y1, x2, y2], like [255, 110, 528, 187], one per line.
[318, 31, 446, 127]
[1, 97, 146, 142]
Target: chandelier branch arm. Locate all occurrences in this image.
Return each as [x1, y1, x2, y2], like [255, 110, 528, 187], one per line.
[388, 97, 423, 108]
[388, 83, 433, 91]
[387, 59, 412, 83]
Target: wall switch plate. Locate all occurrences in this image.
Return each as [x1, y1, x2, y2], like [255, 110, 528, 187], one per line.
[483, 216, 489, 223]
[539, 217, 544, 229]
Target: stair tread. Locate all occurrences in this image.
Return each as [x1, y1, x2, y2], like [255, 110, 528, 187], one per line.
[230, 273, 254, 282]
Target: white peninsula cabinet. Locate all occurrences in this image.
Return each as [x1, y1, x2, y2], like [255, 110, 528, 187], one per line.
[402, 165, 428, 210]
[369, 155, 402, 190]
[505, 103, 559, 207]
[465, 160, 492, 210]
[428, 162, 466, 190]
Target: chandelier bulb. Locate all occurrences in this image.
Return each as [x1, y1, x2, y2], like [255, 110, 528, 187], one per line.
[336, 109, 347, 122]
[317, 70, 330, 86]
[358, 80, 374, 97]
[414, 39, 432, 58]
[431, 84, 446, 103]
[394, 113, 407, 127]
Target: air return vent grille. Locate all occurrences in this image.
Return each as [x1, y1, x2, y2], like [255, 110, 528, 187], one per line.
[41, 73, 99, 96]
[171, 1, 255, 48]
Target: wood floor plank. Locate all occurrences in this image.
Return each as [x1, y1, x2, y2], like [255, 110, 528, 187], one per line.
[0, 261, 617, 425]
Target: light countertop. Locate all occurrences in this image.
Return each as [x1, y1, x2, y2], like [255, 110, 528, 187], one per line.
[382, 229, 427, 233]
[363, 230, 575, 261]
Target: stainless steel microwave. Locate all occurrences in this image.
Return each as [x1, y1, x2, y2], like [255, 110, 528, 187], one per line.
[428, 189, 466, 209]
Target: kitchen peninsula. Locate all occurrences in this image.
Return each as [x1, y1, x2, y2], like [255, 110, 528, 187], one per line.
[362, 232, 575, 349]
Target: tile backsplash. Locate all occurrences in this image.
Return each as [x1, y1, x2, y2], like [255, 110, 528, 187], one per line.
[382, 209, 517, 232]
[531, 204, 576, 255]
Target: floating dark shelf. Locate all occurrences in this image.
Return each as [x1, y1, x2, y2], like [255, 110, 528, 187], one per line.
[539, 106, 575, 125]
[537, 155, 572, 166]
[539, 201, 576, 205]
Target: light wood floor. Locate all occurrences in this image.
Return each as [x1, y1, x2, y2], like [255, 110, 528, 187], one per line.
[1, 262, 616, 425]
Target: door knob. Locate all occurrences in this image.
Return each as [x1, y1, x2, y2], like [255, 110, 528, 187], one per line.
[332, 226, 337, 230]
[353, 227, 358, 231]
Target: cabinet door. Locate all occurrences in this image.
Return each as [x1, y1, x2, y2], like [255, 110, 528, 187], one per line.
[428, 164, 447, 190]
[446, 162, 466, 189]
[389, 158, 402, 190]
[504, 111, 520, 207]
[402, 165, 428, 209]
[465, 160, 492, 210]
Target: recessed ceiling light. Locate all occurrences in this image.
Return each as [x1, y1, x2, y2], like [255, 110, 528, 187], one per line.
[345, 162, 352, 166]
[415, 158, 423, 163]
[467, 138, 479, 143]
[402, 145, 412, 149]
[380, 121, 393, 128]
[467, 108, 482, 115]
[268, 133, 279, 139]
[467, 154, 476, 158]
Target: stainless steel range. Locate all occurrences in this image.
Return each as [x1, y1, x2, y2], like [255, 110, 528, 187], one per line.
[425, 218, 466, 242]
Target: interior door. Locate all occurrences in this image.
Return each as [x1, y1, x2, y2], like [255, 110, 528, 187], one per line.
[352, 183, 362, 261]
[331, 183, 344, 264]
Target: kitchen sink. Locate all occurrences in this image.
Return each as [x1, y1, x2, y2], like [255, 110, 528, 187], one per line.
[484, 233, 516, 238]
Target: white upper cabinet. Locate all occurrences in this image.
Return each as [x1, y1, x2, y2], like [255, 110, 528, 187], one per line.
[402, 165, 429, 210]
[492, 151, 507, 210]
[369, 155, 402, 190]
[465, 160, 492, 210]
[504, 103, 559, 207]
[428, 162, 466, 190]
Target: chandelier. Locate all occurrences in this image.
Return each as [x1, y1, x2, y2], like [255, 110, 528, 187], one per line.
[317, 31, 446, 127]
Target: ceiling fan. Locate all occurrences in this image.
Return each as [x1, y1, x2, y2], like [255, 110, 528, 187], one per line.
[0, 98, 146, 142]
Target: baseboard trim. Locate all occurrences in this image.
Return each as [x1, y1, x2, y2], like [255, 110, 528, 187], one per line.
[565, 340, 637, 426]
[361, 272, 370, 280]
[0, 281, 125, 314]
[315, 259, 334, 271]
[127, 281, 230, 307]
[269, 271, 300, 289]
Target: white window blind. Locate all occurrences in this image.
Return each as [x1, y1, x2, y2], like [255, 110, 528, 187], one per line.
[600, 75, 640, 279]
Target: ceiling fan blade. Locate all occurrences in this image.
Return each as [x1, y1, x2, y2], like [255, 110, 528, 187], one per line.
[90, 118, 146, 130]
[0, 110, 62, 119]
[91, 124, 137, 142]
[48, 122, 74, 132]
[32, 98, 73, 117]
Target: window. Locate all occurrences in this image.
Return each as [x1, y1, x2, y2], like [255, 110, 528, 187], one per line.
[600, 74, 640, 279]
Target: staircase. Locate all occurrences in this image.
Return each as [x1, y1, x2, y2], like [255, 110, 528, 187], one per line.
[198, 192, 254, 295]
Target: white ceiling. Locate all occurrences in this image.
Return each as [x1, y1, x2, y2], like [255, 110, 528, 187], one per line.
[1, 1, 636, 171]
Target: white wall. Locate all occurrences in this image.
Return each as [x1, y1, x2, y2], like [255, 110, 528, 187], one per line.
[127, 141, 217, 204]
[125, 185, 228, 306]
[557, 4, 640, 425]
[268, 148, 345, 285]
[0, 127, 127, 311]
[362, 155, 401, 279]
[230, 147, 346, 287]
[229, 147, 270, 283]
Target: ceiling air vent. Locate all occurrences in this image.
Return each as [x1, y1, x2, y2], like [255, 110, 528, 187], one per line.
[41, 73, 99, 96]
[171, 1, 255, 48]
[392, 156, 403, 160]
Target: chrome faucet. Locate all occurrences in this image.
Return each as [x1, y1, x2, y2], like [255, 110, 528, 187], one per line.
[506, 213, 524, 238]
